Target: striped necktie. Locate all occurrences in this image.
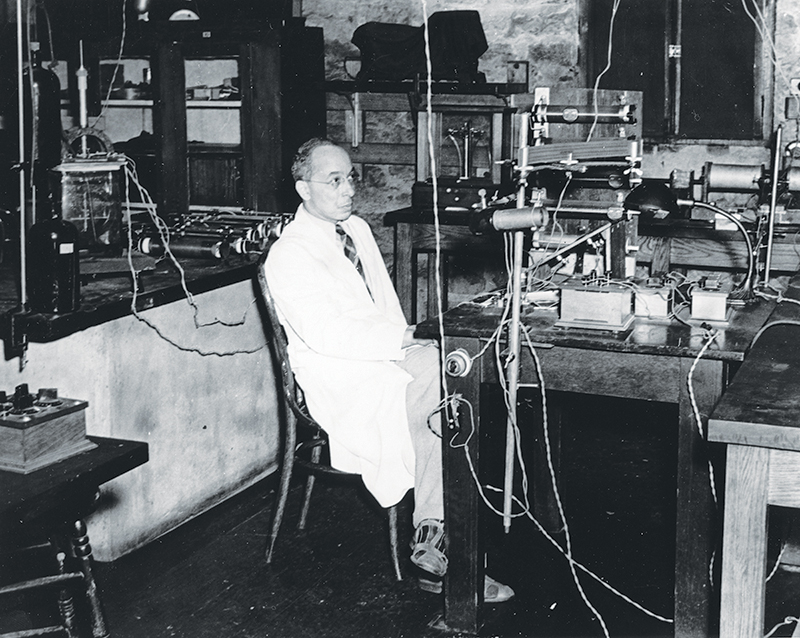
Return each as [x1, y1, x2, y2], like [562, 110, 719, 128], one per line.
[335, 223, 370, 292]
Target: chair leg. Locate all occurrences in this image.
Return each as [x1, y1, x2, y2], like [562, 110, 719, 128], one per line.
[297, 445, 321, 530]
[266, 414, 298, 564]
[388, 505, 402, 581]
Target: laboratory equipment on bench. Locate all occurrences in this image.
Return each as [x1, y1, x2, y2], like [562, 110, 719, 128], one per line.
[132, 210, 294, 261]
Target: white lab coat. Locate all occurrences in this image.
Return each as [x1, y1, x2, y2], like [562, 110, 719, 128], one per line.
[264, 205, 416, 508]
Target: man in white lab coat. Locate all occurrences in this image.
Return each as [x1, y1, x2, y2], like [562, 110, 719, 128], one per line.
[264, 138, 513, 603]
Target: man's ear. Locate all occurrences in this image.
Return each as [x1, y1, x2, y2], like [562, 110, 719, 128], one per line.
[295, 180, 310, 201]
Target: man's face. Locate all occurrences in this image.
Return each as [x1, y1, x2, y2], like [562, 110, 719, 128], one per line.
[296, 145, 356, 224]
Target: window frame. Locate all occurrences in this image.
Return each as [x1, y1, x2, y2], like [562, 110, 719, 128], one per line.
[578, 0, 775, 144]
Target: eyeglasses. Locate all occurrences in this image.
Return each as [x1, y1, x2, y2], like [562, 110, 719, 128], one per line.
[305, 169, 360, 191]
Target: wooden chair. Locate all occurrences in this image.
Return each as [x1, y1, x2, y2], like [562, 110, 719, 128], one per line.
[256, 250, 403, 581]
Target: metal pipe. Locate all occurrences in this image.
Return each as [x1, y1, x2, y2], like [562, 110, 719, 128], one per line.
[764, 125, 782, 287]
[77, 41, 89, 157]
[16, 0, 27, 307]
[462, 125, 472, 179]
[502, 114, 531, 534]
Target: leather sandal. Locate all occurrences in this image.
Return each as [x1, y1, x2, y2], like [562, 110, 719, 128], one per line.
[410, 518, 447, 577]
[418, 575, 515, 604]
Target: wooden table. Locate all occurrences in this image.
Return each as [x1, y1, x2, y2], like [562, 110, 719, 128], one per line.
[0, 436, 149, 637]
[416, 295, 774, 637]
[708, 278, 800, 637]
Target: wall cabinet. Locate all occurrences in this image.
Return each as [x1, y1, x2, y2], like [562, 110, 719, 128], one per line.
[76, 19, 325, 216]
[151, 30, 281, 215]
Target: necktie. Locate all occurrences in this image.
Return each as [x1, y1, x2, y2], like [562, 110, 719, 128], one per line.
[335, 223, 370, 293]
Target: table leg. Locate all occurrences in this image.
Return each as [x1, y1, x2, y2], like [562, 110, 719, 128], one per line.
[719, 444, 769, 638]
[674, 357, 724, 638]
[393, 222, 414, 322]
[532, 397, 562, 534]
[70, 519, 109, 638]
[442, 336, 485, 634]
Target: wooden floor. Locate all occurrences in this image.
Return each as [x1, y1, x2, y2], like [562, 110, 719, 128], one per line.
[6, 392, 800, 637]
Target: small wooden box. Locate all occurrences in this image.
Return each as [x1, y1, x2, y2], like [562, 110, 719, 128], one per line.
[635, 286, 672, 319]
[557, 282, 634, 331]
[0, 397, 95, 473]
[691, 288, 729, 323]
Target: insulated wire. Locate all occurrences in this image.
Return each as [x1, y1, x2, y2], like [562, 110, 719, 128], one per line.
[686, 329, 719, 506]
[420, 0, 451, 424]
[528, 173, 571, 282]
[446, 133, 463, 173]
[522, 326, 610, 636]
[25, 5, 37, 224]
[122, 161, 262, 356]
[92, 0, 128, 129]
[486, 198, 638, 636]
[462, 319, 674, 626]
[765, 616, 800, 638]
[586, 0, 622, 142]
[766, 541, 787, 583]
[124, 162, 251, 333]
[16, 0, 28, 308]
[42, 4, 57, 72]
[740, 0, 793, 95]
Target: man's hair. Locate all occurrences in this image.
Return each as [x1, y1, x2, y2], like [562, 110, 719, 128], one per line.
[291, 138, 339, 182]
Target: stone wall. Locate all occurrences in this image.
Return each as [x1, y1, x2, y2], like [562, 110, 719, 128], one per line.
[304, 0, 579, 86]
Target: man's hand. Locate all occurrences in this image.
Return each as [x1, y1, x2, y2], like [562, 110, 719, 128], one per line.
[402, 325, 437, 348]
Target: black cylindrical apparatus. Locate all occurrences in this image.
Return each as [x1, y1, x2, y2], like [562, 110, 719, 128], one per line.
[23, 45, 63, 220]
[26, 209, 81, 314]
[469, 205, 549, 235]
[138, 235, 230, 260]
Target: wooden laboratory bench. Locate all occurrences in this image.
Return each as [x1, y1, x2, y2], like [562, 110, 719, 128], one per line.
[708, 273, 800, 637]
[416, 289, 777, 637]
[0, 253, 259, 346]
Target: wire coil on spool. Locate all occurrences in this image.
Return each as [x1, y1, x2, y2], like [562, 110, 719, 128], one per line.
[703, 162, 764, 192]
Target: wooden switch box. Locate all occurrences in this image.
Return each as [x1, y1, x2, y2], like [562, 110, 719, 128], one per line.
[0, 391, 95, 474]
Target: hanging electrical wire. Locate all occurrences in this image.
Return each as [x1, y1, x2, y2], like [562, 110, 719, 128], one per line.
[587, 0, 622, 142]
[92, 0, 129, 128]
[122, 161, 264, 357]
